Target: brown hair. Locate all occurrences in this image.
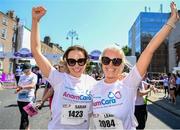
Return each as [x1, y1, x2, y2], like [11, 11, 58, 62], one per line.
[63, 45, 89, 60]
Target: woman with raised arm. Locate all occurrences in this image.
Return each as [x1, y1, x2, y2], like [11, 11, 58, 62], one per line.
[91, 2, 179, 130]
[31, 7, 96, 130]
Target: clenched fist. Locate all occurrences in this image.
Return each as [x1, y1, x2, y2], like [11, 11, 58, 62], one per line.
[32, 6, 46, 22]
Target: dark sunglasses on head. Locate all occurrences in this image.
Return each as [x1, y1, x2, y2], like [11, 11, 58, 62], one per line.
[66, 58, 87, 66]
[101, 56, 122, 66]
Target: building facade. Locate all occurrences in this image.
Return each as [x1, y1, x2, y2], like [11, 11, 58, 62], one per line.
[41, 36, 64, 65]
[128, 12, 169, 73]
[168, 11, 180, 72]
[0, 10, 64, 74]
[0, 10, 18, 74]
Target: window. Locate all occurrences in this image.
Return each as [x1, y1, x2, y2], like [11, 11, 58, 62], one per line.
[1, 29, 7, 39]
[13, 24, 17, 30]
[12, 33, 16, 43]
[0, 44, 4, 52]
[2, 17, 8, 26]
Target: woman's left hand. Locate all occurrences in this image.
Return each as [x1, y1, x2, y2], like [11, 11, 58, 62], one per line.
[169, 2, 179, 24]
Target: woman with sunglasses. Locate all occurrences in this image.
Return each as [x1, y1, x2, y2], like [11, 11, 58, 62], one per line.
[91, 2, 179, 130]
[31, 7, 96, 130]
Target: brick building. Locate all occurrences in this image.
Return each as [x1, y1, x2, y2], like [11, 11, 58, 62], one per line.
[0, 10, 18, 74]
[0, 10, 64, 74]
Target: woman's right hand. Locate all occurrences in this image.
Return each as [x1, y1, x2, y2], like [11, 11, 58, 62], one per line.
[32, 6, 46, 22]
[36, 101, 44, 110]
[14, 86, 22, 94]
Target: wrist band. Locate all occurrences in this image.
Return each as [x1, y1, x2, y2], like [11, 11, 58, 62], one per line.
[166, 20, 176, 29]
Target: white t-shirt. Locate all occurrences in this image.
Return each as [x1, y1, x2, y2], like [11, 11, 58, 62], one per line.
[163, 78, 169, 87]
[91, 66, 142, 130]
[17, 72, 37, 102]
[135, 81, 148, 106]
[47, 67, 96, 130]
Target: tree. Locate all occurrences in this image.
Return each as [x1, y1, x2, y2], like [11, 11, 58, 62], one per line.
[122, 45, 131, 56]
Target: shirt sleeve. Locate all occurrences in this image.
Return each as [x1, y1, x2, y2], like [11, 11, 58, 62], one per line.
[47, 67, 65, 89]
[32, 74, 38, 84]
[122, 65, 143, 89]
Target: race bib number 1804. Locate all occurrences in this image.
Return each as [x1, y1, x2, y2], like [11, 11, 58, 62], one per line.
[61, 104, 89, 125]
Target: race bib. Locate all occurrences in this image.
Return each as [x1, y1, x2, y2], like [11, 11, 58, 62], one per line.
[61, 103, 89, 125]
[18, 91, 28, 99]
[92, 113, 123, 129]
[23, 103, 38, 117]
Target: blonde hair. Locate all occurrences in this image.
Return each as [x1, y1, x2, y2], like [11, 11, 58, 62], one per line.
[100, 45, 132, 71]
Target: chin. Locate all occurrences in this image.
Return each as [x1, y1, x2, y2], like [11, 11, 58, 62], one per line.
[106, 75, 115, 79]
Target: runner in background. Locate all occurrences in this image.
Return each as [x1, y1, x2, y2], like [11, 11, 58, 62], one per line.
[135, 78, 157, 130]
[32, 66, 42, 101]
[15, 63, 37, 130]
[15, 64, 22, 84]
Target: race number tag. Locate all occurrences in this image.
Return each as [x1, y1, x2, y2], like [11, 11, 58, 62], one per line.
[23, 103, 38, 117]
[61, 104, 89, 125]
[18, 91, 28, 99]
[92, 113, 123, 129]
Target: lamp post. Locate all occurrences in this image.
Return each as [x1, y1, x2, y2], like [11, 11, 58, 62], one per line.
[66, 29, 78, 46]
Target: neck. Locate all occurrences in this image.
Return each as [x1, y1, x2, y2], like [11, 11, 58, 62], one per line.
[104, 77, 118, 84]
[70, 73, 81, 78]
[25, 72, 31, 75]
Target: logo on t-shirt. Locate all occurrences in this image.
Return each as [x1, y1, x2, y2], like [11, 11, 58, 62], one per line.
[93, 91, 121, 107]
[63, 91, 92, 102]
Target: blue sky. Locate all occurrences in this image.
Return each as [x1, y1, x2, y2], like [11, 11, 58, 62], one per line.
[1, 0, 179, 53]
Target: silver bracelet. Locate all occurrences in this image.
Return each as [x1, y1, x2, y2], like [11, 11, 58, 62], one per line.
[166, 20, 176, 29]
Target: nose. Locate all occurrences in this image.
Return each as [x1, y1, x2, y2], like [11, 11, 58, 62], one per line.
[109, 61, 114, 66]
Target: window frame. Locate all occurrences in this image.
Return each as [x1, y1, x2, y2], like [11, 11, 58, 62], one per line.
[2, 17, 8, 26]
[1, 28, 7, 39]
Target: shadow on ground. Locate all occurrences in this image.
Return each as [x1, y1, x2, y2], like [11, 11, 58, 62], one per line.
[147, 102, 180, 129]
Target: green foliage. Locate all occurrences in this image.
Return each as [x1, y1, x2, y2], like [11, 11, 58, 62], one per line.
[85, 62, 92, 74]
[122, 45, 132, 56]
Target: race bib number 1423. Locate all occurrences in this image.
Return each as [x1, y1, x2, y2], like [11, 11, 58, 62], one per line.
[61, 104, 89, 125]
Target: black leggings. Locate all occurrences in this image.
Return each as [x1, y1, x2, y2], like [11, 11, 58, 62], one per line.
[135, 104, 147, 130]
[17, 101, 30, 130]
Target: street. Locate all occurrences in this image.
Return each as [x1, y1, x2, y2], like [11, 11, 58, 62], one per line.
[146, 102, 180, 129]
[0, 88, 180, 129]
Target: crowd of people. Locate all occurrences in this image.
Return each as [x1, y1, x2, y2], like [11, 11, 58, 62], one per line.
[12, 1, 179, 130]
[150, 72, 180, 104]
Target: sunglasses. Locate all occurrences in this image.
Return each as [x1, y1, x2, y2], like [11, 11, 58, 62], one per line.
[66, 58, 87, 66]
[101, 56, 122, 66]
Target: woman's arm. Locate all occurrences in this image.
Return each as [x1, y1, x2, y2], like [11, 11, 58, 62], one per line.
[31, 6, 52, 78]
[41, 87, 54, 103]
[21, 82, 36, 89]
[136, 2, 179, 76]
[36, 87, 54, 110]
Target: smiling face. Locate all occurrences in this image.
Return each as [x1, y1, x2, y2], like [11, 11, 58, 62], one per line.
[101, 48, 125, 83]
[66, 50, 87, 78]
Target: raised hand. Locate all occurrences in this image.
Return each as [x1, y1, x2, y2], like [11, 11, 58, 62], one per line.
[171, 2, 179, 20]
[32, 6, 46, 22]
[168, 2, 179, 28]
